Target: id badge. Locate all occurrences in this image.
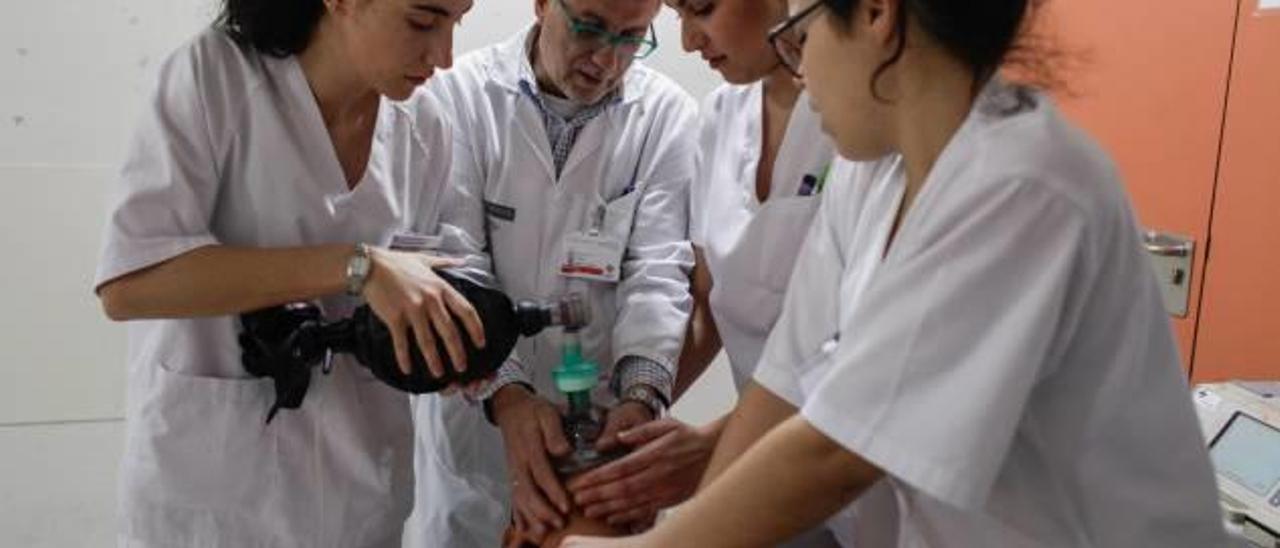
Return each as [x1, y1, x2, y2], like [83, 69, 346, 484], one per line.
[389, 232, 443, 252]
[559, 231, 624, 283]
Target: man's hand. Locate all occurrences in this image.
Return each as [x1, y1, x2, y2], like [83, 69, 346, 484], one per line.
[595, 401, 655, 453]
[568, 418, 718, 526]
[492, 385, 573, 543]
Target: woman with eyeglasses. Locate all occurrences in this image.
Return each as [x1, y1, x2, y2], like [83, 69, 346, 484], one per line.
[565, 0, 1228, 546]
[562, 0, 898, 545]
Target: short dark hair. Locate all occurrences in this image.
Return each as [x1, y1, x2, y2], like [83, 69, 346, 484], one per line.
[215, 0, 327, 57]
[823, 0, 1054, 98]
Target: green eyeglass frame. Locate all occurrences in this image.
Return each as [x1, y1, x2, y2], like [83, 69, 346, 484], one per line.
[553, 0, 659, 59]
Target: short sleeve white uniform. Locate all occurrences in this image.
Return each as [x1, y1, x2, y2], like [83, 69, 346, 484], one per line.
[95, 29, 453, 547]
[690, 82, 833, 388]
[756, 80, 1227, 547]
[690, 83, 901, 547]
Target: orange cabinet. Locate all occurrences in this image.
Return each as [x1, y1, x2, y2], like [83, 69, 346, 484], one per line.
[1042, 0, 1280, 380]
[1194, 3, 1280, 381]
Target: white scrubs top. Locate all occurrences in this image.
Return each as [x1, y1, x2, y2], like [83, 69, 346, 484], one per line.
[95, 29, 453, 547]
[690, 82, 834, 389]
[756, 79, 1227, 547]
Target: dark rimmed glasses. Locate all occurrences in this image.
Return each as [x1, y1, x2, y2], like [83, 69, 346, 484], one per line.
[767, 0, 826, 77]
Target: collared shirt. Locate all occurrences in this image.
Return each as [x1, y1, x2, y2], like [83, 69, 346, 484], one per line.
[515, 29, 621, 178]
[474, 29, 671, 408]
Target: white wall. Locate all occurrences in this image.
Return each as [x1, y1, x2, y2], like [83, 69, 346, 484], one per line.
[0, 0, 218, 424]
[0, 0, 724, 427]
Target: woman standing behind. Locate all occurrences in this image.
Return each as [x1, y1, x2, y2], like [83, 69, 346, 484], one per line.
[94, 0, 480, 545]
[566, 2, 891, 544]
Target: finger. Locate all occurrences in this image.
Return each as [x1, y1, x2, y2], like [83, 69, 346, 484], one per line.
[426, 295, 469, 373]
[526, 443, 571, 516]
[597, 409, 649, 452]
[512, 509, 524, 533]
[581, 494, 645, 519]
[617, 419, 681, 446]
[426, 255, 465, 269]
[582, 494, 645, 521]
[525, 515, 547, 544]
[444, 287, 487, 349]
[595, 415, 628, 452]
[538, 409, 572, 457]
[517, 477, 565, 532]
[407, 310, 445, 377]
[577, 465, 670, 507]
[462, 378, 490, 399]
[385, 316, 412, 376]
[567, 447, 659, 491]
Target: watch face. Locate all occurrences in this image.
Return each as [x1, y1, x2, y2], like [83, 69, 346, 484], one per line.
[346, 252, 372, 295]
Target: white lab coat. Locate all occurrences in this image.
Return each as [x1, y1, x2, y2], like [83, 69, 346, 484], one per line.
[95, 29, 454, 547]
[404, 28, 696, 547]
[755, 79, 1227, 547]
[690, 83, 851, 547]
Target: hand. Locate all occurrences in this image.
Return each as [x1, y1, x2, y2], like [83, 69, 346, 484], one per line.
[360, 248, 486, 378]
[440, 375, 493, 398]
[568, 418, 717, 526]
[492, 385, 573, 543]
[595, 400, 655, 453]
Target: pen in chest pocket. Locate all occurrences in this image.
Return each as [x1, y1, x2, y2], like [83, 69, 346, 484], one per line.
[798, 163, 832, 197]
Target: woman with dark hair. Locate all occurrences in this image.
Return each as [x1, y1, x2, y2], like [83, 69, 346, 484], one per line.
[566, 0, 1228, 545]
[94, 0, 476, 545]
[563, 1, 887, 545]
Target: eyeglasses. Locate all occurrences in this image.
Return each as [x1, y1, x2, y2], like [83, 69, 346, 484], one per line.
[767, 0, 826, 78]
[553, 0, 660, 60]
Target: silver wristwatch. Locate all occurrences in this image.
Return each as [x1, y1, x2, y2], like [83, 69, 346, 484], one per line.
[621, 384, 666, 418]
[345, 243, 372, 296]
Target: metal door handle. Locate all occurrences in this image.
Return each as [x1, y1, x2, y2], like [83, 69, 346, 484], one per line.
[1141, 230, 1195, 318]
[1143, 231, 1192, 257]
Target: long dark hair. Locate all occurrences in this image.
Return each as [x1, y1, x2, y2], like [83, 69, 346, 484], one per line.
[215, 0, 327, 57]
[823, 0, 1060, 98]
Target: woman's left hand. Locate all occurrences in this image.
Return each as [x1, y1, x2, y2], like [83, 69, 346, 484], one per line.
[568, 418, 716, 526]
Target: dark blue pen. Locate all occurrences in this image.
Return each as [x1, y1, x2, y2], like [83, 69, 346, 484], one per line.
[798, 174, 818, 196]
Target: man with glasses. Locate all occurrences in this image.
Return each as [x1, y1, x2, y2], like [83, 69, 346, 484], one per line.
[404, 1, 696, 546]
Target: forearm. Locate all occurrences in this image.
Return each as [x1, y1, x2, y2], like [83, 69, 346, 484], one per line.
[98, 243, 352, 320]
[699, 382, 796, 489]
[674, 245, 719, 402]
[673, 300, 721, 401]
[650, 416, 881, 547]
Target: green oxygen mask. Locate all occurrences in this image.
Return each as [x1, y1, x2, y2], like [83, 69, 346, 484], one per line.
[552, 330, 622, 476]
